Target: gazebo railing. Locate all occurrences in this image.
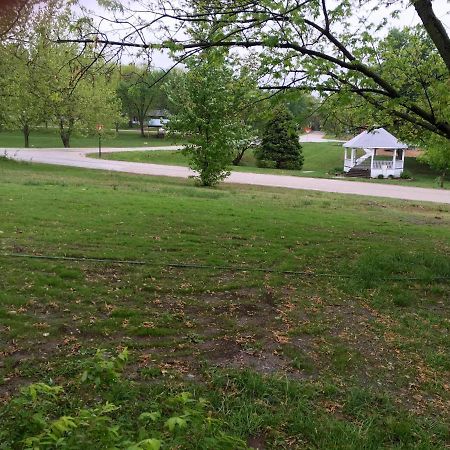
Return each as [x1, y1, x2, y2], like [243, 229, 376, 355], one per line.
[372, 160, 404, 171]
[373, 161, 393, 170]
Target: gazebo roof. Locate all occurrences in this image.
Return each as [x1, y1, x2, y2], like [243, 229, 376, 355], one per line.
[343, 128, 408, 149]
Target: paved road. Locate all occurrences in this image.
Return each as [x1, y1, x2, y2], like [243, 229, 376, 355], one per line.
[299, 131, 345, 143]
[3, 146, 450, 204]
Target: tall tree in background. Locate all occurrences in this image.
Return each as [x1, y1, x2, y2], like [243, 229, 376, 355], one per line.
[45, 37, 121, 147]
[117, 68, 168, 136]
[1, 1, 59, 145]
[1, 3, 121, 148]
[256, 105, 303, 170]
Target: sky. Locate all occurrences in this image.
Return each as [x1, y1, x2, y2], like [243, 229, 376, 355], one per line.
[76, 0, 450, 69]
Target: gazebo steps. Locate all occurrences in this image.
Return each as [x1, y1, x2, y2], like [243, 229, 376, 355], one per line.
[345, 168, 370, 178]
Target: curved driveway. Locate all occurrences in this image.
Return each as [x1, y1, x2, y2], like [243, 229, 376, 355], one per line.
[3, 146, 450, 205]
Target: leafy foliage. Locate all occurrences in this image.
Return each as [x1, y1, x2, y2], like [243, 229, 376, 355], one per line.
[167, 50, 256, 186]
[419, 135, 450, 187]
[0, 4, 121, 148]
[81, 348, 129, 387]
[0, 349, 248, 449]
[116, 67, 170, 136]
[256, 105, 304, 170]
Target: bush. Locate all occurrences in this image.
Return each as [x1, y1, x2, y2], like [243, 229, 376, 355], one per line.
[328, 167, 344, 175]
[255, 158, 276, 169]
[255, 105, 303, 170]
[377, 174, 385, 179]
[400, 170, 412, 179]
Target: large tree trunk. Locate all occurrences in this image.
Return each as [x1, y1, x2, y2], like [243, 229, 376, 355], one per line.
[23, 123, 30, 148]
[139, 119, 145, 137]
[414, 0, 450, 72]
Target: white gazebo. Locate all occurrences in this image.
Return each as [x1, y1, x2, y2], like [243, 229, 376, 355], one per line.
[343, 128, 409, 178]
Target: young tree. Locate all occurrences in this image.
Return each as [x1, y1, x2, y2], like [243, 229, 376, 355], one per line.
[256, 106, 304, 170]
[167, 51, 250, 186]
[419, 136, 450, 188]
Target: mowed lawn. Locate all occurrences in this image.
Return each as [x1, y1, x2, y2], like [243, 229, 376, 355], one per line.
[0, 128, 184, 148]
[1, 157, 450, 448]
[96, 144, 449, 189]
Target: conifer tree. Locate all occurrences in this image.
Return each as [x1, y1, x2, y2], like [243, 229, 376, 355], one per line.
[257, 106, 304, 170]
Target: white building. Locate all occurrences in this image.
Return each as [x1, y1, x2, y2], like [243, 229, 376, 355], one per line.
[343, 128, 409, 178]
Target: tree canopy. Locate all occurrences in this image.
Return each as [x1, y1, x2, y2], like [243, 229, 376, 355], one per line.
[61, 1, 449, 142]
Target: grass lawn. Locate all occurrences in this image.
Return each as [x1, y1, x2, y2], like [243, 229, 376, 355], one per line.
[96, 143, 449, 189]
[1, 157, 450, 448]
[0, 128, 184, 148]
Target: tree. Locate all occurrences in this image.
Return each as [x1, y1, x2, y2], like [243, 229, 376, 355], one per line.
[61, 0, 450, 143]
[2, 21, 53, 147]
[0, 3, 121, 148]
[46, 49, 122, 148]
[117, 67, 168, 137]
[0, 2, 63, 146]
[419, 136, 450, 188]
[167, 51, 250, 186]
[256, 106, 304, 170]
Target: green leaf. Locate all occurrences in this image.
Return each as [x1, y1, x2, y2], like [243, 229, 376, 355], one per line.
[165, 416, 188, 432]
[127, 439, 162, 450]
[139, 411, 161, 422]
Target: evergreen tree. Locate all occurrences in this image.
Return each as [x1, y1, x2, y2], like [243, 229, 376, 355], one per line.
[257, 106, 304, 170]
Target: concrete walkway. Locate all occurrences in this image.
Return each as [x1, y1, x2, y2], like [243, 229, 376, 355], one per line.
[299, 131, 345, 143]
[3, 146, 450, 204]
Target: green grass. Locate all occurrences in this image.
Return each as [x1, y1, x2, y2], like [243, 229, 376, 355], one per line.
[0, 128, 184, 148]
[0, 157, 450, 448]
[95, 143, 449, 189]
[93, 142, 343, 177]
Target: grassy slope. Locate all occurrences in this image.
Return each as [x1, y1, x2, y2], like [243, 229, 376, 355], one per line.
[0, 158, 450, 448]
[96, 144, 449, 189]
[0, 129, 184, 148]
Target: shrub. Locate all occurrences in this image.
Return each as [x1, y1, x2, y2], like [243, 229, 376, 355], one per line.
[400, 170, 412, 179]
[328, 167, 344, 175]
[255, 105, 303, 170]
[256, 158, 276, 169]
[377, 174, 384, 179]
[0, 349, 248, 450]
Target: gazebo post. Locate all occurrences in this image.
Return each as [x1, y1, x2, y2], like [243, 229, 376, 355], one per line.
[393, 149, 397, 171]
[351, 148, 355, 165]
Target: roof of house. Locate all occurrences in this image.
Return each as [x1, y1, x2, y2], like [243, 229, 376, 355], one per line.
[148, 118, 169, 127]
[343, 128, 408, 149]
[148, 109, 169, 118]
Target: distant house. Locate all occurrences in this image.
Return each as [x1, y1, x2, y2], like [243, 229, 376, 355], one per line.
[343, 128, 410, 178]
[147, 109, 170, 137]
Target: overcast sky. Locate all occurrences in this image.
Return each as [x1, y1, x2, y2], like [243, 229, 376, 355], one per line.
[77, 0, 450, 68]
